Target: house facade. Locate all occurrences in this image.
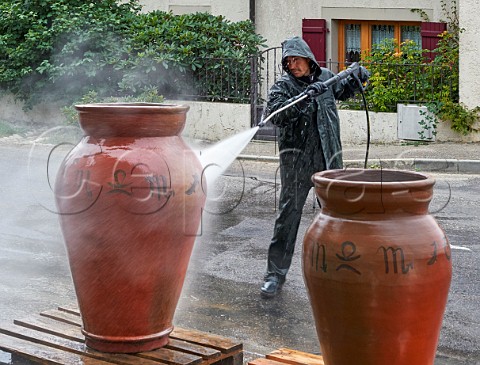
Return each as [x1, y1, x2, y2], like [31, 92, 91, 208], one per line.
[139, 0, 479, 110]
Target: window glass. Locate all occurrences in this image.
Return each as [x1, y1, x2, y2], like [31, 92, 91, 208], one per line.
[345, 24, 361, 62]
[338, 20, 422, 65]
[401, 25, 421, 48]
[371, 24, 395, 48]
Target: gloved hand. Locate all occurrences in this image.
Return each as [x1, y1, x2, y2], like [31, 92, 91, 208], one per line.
[305, 81, 328, 98]
[356, 66, 370, 83]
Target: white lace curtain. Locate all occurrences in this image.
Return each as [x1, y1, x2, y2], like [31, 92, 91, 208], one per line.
[345, 24, 361, 62]
[371, 25, 394, 48]
[401, 25, 422, 48]
[344, 23, 422, 62]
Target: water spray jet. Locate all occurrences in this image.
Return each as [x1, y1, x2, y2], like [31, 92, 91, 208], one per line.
[197, 127, 259, 189]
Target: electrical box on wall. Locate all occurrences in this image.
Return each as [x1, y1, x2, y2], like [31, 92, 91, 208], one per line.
[397, 104, 436, 141]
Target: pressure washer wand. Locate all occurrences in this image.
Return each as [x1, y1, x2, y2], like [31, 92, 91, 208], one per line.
[258, 62, 359, 128]
[322, 62, 359, 88]
[257, 94, 309, 127]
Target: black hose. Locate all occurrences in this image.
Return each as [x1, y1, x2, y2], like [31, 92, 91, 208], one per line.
[352, 72, 371, 169]
[360, 86, 370, 169]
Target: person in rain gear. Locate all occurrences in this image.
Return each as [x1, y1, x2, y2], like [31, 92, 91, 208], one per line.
[260, 36, 369, 298]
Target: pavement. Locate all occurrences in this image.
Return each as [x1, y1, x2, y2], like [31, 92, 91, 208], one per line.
[189, 136, 480, 365]
[2, 127, 480, 173]
[238, 139, 480, 174]
[0, 130, 479, 365]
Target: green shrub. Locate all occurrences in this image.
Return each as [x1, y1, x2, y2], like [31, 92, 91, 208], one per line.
[0, 0, 141, 105]
[360, 38, 452, 113]
[420, 0, 479, 134]
[426, 100, 479, 135]
[353, 0, 479, 135]
[117, 11, 265, 101]
[0, 121, 20, 137]
[0, 1, 265, 107]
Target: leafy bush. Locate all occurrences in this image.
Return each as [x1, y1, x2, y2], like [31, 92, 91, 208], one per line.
[425, 100, 479, 135]
[0, 0, 141, 105]
[420, 0, 478, 135]
[0, 1, 265, 106]
[356, 0, 479, 135]
[117, 11, 265, 101]
[360, 39, 453, 113]
[0, 121, 21, 137]
[422, 19, 479, 135]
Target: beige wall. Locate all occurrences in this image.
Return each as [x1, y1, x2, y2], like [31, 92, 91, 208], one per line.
[459, 0, 480, 109]
[339, 108, 480, 143]
[138, 0, 248, 22]
[0, 93, 65, 127]
[255, 0, 442, 60]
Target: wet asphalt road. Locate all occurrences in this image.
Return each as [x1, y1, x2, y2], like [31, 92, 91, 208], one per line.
[0, 141, 478, 364]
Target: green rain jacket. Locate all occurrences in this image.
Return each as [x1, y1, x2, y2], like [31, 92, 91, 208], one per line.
[264, 36, 358, 169]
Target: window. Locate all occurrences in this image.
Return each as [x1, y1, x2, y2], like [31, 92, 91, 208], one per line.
[345, 24, 361, 62]
[338, 20, 422, 64]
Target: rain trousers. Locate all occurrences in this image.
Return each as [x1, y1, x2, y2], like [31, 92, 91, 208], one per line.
[263, 36, 359, 281]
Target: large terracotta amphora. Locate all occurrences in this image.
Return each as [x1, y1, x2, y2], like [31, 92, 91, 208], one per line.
[303, 168, 452, 365]
[54, 103, 206, 353]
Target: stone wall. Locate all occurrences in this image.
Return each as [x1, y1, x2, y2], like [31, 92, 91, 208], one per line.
[0, 93, 65, 128]
[171, 100, 251, 141]
[1, 93, 477, 143]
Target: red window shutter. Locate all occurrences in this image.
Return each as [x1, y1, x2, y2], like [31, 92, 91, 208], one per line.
[302, 19, 327, 67]
[421, 22, 447, 61]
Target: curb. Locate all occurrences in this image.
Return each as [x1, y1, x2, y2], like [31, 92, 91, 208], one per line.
[237, 155, 480, 174]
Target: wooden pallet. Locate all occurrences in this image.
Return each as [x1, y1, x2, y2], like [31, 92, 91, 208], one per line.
[249, 348, 324, 365]
[0, 305, 243, 365]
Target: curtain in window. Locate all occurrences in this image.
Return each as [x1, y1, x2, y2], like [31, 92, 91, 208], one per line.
[401, 25, 421, 49]
[345, 24, 361, 62]
[371, 24, 394, 48]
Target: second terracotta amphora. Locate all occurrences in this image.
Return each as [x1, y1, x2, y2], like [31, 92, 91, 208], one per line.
[303, 168, 452, 365]
[54, 103, 206, 353]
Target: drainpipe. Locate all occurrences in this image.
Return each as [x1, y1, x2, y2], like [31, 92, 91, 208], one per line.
[249, 0, 255, 24]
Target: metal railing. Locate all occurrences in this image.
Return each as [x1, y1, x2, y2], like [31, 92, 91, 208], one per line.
[159, 51, 457, 121]
[334, 61, 458, 111]
[161, 57, 252, 103]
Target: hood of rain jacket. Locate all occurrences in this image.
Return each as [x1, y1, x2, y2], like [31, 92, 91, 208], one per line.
[281, 36, 321, 77]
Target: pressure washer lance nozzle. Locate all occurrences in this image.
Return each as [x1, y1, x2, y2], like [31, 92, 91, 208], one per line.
[258, 62, 360, 128]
